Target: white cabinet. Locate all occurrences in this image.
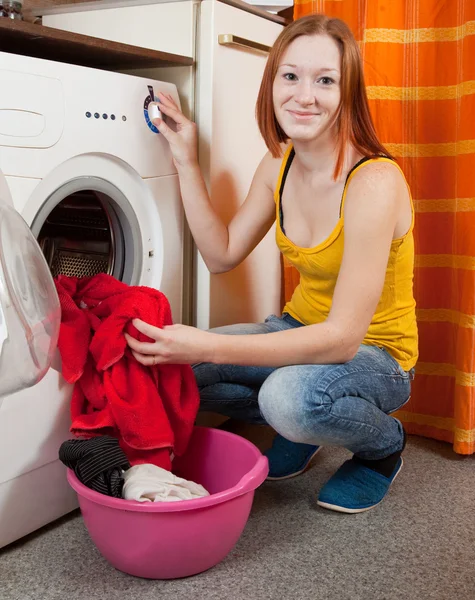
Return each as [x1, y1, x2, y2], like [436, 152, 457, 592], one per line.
[42, 0, 285, 330]
[196, 1, 283, 329]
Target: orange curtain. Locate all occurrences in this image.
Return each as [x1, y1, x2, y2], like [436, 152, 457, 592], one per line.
[288, 0, 475, 454]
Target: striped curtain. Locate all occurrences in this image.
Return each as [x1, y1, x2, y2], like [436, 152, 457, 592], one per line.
[289, 0, 475, 454]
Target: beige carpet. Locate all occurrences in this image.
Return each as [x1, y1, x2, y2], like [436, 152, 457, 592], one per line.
[1, 428, 474, 600]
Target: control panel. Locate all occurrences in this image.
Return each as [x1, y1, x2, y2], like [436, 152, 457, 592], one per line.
[83, 85, 163, 133]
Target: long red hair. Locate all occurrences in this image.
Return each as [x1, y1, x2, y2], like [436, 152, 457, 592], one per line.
[256, 14, 391, 179]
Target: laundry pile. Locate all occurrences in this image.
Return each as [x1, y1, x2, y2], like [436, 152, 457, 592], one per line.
[59, 436, 209, 502]
[56, 273, 209, 502]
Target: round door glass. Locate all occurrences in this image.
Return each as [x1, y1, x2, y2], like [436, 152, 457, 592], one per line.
[0, 205, 60, 397]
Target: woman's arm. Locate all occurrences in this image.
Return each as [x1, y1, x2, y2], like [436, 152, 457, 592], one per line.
[126, 163, 409, 367]
[152, 93, 277, 274]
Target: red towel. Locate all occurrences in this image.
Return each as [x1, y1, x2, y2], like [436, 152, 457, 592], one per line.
[55, 273, 200, 470]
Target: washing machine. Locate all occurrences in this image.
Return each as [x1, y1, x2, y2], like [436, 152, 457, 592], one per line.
[0, 51, 185, 547]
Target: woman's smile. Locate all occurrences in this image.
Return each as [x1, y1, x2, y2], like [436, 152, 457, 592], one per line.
[287, 110, 320, 120]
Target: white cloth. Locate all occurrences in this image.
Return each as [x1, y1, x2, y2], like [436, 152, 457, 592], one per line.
[122, 464, 209, 503]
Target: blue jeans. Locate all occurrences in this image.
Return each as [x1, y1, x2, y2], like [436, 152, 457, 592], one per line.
[193, 314, 414, 460]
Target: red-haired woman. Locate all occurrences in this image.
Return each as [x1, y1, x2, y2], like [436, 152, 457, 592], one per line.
[126, 14, 418, 513]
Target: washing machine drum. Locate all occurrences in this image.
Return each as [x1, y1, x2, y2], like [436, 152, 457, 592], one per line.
[0, 204, 60, 397]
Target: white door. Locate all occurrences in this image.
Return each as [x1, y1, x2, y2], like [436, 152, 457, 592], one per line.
[0, 170, 60, 399]
[196, 1, 284, 329]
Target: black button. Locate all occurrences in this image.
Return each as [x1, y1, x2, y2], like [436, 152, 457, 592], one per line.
[111, 114, 116, 120]
[122, 115, 127, 122]
[102, 113, 108, 119]
[94, 113, 100, 119]
[85, 111, 91, 118]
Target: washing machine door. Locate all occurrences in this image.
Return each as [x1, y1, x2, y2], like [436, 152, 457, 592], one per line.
[0, 197, 60, 398]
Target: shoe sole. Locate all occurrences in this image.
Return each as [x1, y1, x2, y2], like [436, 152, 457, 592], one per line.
[266, 446, 323, 481]
[316, 457, 404, 514]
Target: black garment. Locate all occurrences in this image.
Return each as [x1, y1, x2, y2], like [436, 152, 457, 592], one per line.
[59, 436, 131, 498]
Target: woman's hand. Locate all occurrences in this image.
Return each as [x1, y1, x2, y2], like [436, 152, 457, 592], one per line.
[150, 92, 198, 169]
[125, 319, 215, 366]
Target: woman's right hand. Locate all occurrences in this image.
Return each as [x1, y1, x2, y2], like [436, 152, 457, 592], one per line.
[150, 92, 198, 169]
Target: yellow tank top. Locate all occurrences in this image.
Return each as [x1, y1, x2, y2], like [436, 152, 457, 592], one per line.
[276, 146, 418, 371]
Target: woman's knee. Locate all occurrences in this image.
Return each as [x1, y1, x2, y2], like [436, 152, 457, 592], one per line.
[258, 366, 330, 443]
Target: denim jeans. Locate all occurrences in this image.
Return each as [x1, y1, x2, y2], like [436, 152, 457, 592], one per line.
[193, 314, 414, 460]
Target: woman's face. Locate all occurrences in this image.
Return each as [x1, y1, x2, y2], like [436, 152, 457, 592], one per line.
[273, 34, 342, 143]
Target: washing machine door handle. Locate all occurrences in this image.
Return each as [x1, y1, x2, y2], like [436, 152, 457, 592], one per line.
[0, 202, 61, 398]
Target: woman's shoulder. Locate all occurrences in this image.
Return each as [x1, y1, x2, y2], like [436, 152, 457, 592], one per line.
[343, 157, 411, 216]
[348, 157, 406, 187]
[256, 145, 292, 191]
[261, 143, 292, 169]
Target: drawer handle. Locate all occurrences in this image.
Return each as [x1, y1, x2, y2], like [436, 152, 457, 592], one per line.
[218, 34, 271, 54]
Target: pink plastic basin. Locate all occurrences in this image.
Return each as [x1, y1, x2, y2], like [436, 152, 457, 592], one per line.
[67, 426, 269, 579]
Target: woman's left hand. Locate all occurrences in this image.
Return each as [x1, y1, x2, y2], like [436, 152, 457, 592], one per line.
[125, 319, 214, 365]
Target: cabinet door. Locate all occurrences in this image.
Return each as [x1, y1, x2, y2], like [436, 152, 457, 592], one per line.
[196, 1, 283, 330]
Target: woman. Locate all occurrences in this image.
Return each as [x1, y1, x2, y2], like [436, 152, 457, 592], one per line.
[126, 14, 418, 514]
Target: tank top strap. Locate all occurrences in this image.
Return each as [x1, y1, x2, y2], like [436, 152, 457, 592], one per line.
[275, 145, 295, 235]
[339, 156, 397, 218]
